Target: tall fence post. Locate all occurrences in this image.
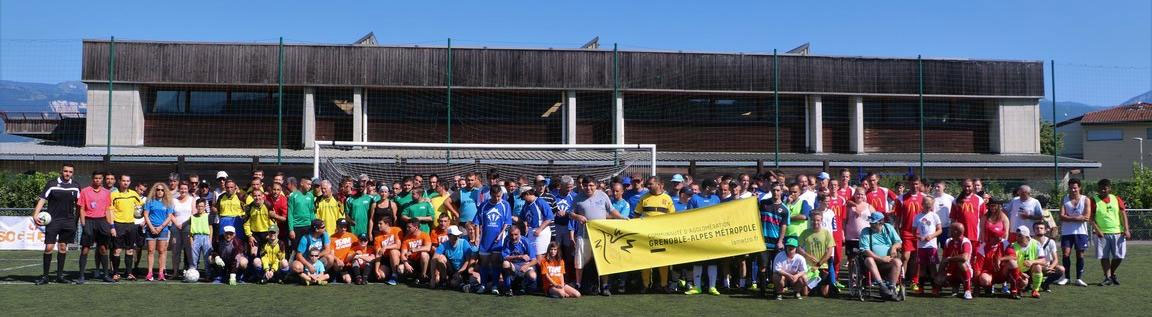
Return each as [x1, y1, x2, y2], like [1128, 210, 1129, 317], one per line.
[918, 55, 925, 177]
[106, 36, 115, 160]
[277, 37, 284, 165]
[446, 38, 453, 163]
[773, 49, 780, 169]
[1051, 60, 1058, 188]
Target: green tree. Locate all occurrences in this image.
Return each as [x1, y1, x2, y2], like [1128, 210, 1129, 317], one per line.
[1040, 120, 1064, 155]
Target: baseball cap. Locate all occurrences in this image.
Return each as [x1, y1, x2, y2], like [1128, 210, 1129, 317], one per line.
[868, 212, 885, 224]
[784, 236, 799, 248]
[671, 174, 685, 183]
[223, 226, 236, 234]
[216, 171, 229, 179]
[311, 219, 326, 230]
[336, 218, 349, 228]
[1016, 225, 1031, 237]
[621, 177, 632, 185]
[268, 224, 279, 233]
[447, 225, 464, 236]
[817, 172, 830, 180]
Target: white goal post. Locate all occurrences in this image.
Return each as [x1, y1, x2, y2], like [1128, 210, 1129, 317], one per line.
[313, 140, 657, 181]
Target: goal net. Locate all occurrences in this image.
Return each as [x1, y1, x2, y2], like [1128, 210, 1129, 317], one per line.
[313, 141, 657, 186]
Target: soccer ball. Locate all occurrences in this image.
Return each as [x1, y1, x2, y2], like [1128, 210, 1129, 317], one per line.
[36, 212, 52, 226]
[134, 206, 144, 219]
[183, 269, 200, 283]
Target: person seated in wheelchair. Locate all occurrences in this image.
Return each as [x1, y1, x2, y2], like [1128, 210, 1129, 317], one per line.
[859, 211, 903, 299]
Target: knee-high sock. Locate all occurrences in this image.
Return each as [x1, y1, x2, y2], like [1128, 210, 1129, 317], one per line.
[1076, 257, 1085, 279]
[1031, 271, 1043, 290]
[111, 254, 121, 275]
[98, 254, 109, 274]
[42, 253, 52, 277]
[692, 265, 703, 289]
[827, 258, 837, 285]
[78, 253, 88, 277]
[56, 253, 67, 278]
[707, 265, 718, 288]
[1061, 255, 1071, 279]
[503, 269, 513, 290]
[124, 254, 134, 275]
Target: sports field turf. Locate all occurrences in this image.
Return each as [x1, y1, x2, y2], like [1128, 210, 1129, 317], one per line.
[0, 245, 1147, 316]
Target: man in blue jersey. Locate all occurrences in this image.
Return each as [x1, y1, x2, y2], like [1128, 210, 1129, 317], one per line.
[686, 180, 723, 295]
[755, 183, 790, 294]
[519, 189, 554, 257]
[453, 172, 482, 228]
[544, 176, 577, 280]
[623, 174, 647, 215]
[473, 184, 512, 295]
[501, 225, 538, 296]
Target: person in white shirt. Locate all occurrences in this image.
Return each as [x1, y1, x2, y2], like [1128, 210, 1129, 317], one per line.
[1006, 185, 1043, 238]
[1032, 221, 1065, 292]
[773, 236, 809, 300]
[1058, 178, 1091, 287]
[798, 175, 818, 209]
[913, 196, 942, 295]
[931, 180, 955, 246]
[169, 182, 197, 279]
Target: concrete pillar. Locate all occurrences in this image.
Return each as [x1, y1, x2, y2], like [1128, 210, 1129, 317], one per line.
[993, 98, 1042, 154]
[352, 88, 365, 142]
[85, 83, 144, 147]
[303, 88, 316, 148]
[565, 90, 577, 145]
[614, 94, 624, 144]
[808, 95, 824, 153]
[849, 96, 864, 153]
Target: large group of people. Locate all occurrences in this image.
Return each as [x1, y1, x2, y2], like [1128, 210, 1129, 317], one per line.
[30, 163, 1132, 301]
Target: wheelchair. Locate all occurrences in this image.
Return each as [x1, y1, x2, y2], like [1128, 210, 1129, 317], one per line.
[847, 250, 906, 302]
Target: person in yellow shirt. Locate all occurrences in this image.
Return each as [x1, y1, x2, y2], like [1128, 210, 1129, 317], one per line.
[635, 176, 676, 292]
[109, 175, 143, 281]
[244, 190, 275, 253]
[314, 180, 344, 236]
[254, 226, 288, 284]
[430, 182, 458, 223]
[215, 180, 247, 240]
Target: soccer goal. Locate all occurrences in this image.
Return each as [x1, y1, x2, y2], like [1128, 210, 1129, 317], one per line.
[312, 141, 657, 185]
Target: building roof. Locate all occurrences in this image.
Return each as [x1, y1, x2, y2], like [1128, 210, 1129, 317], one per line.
[1081, 102, 1152, 124]
[0, 142, 1101, 168]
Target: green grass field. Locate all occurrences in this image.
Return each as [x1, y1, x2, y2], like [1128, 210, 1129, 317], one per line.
[0, 245, 1147, 316]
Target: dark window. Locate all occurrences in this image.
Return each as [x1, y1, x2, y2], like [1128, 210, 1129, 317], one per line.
[1086, 129, 1123, 141]
[229, 91, 274, 114]
[188, 91, 227, 114]
[153, 90, 186, 113]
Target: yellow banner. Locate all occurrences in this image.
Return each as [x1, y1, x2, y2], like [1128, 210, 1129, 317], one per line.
[587, 198, 765, 275]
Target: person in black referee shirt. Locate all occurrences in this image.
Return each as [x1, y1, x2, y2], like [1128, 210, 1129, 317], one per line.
[32, 163, 80, 285]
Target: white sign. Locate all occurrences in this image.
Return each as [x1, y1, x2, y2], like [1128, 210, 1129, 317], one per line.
[0, 216, 46, 250]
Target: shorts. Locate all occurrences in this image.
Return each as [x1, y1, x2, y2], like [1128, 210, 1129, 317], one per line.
[1096, 234, 1126, 260]
[113, 223, 140, 249]
[574, 237, 592, 269]
[901, 235, 917, 255]
[916, 248, 939, 266]
[1061, 234, 1089, 251]
[407, 251, 428, 263]
[510, 263, 535, 278]
[144, 227, 171, 241]
[43, 219, 76, 245]
[80, 218, 111, 247]
[531, 227, 552, 256]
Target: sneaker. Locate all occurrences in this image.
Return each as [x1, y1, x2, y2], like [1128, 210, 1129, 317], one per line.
[1011, 291, 1021, 300]
[601, 287, 612, 297]
[386, 278, 398, 286]
[473, 284, 487, 294]
[684, 287, 702, 295]
[963, 290, 973, 300]
[1074, 279, 1088, 287]
[158, 273, 166, 281]
[490, 286, 501, 296]
[318, 280, 328, 285]
[1110, 275, 1119, 285]
[1001, 285, 1011, 294]
[833, 281, 847, 289]
[125, 274, 137, 281]
[795, 293, 803, 300]
[747, 283, 759, 292]
[708, 287, 720, 295]
[74, 277, 86, 285]
[302, 279, 311, 286]
[55, 277, 72, 284]
[1031, 290, 1040, 298]
[461, 283, 471, 293]
[145, 273, 154, 282]
[775, 294, 783, 300]
[102, 275, 116, 283]
[1100, 278, 1113, 286]
[910, 284, 920, 292]
[1055, 277, 1068, 285]
[34, 276, 50, 285]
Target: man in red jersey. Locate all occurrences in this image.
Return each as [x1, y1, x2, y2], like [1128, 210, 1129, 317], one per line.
[895, 176, 927, 289]
[864, 172, 900, 216]
[835, 169, 855, 203]
[951, 179, 985, 249]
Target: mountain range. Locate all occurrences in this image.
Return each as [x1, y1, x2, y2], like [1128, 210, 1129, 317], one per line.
[0, 80, 87, 142]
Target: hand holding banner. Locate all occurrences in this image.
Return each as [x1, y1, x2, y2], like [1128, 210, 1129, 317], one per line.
[587, 198, 765, 275]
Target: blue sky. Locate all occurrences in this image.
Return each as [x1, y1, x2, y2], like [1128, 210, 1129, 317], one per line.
[1, 0, 1150, 105]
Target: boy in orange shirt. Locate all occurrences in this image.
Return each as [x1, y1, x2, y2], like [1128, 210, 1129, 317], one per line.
[401, 221, 433, 283]
[372, 216, 403, 285]
[329, 219, 361, 284]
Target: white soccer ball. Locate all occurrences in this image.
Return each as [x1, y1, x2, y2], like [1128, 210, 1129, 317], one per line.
[183, 269, 200, 283]
[36, 212, 52, 226]
[134, 206, 144, 219]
